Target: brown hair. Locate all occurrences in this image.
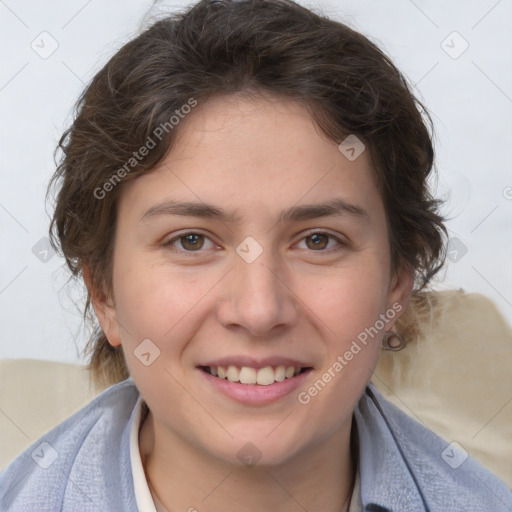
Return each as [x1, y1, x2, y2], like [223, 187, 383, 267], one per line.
[48, 0, 446, 389]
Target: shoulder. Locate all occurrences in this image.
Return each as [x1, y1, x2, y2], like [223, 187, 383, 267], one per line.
[0, 378, 140, 512]
[354, 384, 512, 511]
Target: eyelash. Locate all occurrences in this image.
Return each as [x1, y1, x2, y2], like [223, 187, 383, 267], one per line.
[163, 230, 347, 254]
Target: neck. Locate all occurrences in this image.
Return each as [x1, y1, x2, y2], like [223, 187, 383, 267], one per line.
[139, 410, 356, 512]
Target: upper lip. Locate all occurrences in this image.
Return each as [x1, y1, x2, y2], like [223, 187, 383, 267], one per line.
[199, 356, 313, 370]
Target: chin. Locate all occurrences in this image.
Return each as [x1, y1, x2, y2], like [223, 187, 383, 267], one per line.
[201, 428, 310, 469]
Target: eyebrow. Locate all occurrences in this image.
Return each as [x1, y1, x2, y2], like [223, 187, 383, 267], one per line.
[140, 198, 368, 223]
[279, 199, 368, 222]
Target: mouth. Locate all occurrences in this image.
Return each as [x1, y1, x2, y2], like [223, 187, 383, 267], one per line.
[199, 364, 312, 385]
[197, 360, 314, 405]
[197, 357, 314, 405]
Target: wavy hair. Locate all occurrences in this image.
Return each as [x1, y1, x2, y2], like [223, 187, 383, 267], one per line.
[48, 0, 447, 389]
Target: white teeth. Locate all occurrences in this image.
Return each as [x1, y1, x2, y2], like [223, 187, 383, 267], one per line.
[239, 366, 257, 384]
[256, 366, 275, 386]
[208, 364, 303, 385]
[274, 365, 286, 382]
[226, 365, 239, 382]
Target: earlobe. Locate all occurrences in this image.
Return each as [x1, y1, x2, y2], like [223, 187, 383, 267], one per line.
[388, 264, 415, 320]
[381, 265, 414, 350]
[82, 265, 122, 348]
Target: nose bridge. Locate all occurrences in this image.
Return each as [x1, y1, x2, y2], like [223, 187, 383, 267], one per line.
[218, 248, 298, 336]
[242, 257, 281, 304]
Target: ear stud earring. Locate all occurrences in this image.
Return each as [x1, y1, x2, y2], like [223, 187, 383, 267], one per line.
[381, 331, 406, 351]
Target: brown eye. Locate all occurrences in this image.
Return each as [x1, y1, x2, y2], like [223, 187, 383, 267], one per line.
[305, 233, 329, 250]
[180, 234, 204, 251]
[295, 232, 345, 252]
[166, 232, 215, 252]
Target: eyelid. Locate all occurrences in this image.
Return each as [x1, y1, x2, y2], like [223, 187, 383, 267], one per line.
[162, 228, 349, 253]
[298, 228, 348, 242]
[293, 229, 349, 251]
[163, 230, 220, 251]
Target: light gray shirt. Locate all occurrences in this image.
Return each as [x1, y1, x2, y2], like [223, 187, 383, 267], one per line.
[1, 378, 510, 511]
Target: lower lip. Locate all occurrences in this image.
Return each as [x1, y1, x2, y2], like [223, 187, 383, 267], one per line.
[199, 368, 313, 405]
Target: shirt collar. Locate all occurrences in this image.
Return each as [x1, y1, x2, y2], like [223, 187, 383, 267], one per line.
[128, 381, 429, 512]
[354, 384, 429, 512]
[129, 395, 160, 512]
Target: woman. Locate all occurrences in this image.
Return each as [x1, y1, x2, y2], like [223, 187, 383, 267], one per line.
[1, 0, 510, 510]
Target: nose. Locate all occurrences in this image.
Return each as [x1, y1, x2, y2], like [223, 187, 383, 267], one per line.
[216, 252, 299, 337]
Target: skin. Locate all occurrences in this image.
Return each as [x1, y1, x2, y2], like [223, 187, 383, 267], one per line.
[92, 93, 413, 512]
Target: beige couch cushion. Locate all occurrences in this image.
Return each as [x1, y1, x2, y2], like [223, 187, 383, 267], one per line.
[373, 291, 512, 488]
[1, 291, 511, 488]
[0, 359, 97, 472]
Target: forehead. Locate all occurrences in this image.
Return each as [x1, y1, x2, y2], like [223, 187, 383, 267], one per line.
[169, 93, 339, 164]
[118, 94, 381, 222]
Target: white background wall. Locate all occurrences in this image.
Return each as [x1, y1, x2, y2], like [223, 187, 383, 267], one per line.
[1, 0, 511, 363]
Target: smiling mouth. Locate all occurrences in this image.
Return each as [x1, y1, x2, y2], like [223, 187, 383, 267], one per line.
[199, 365, 312, 386]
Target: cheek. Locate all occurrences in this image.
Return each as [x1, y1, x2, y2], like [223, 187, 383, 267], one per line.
[295, 269, 385, 437]
[110, 257, 224, 390]
[296, 256, 389, 403]
[302, 259, 390, 339]
[112, 255, 208, 339]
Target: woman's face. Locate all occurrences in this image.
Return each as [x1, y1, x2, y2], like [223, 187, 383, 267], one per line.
[95, 94, 412, 466]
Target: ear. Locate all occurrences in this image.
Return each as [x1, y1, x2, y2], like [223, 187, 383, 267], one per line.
[387, 263, 415, 325]
[83, 265, 122, 348]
